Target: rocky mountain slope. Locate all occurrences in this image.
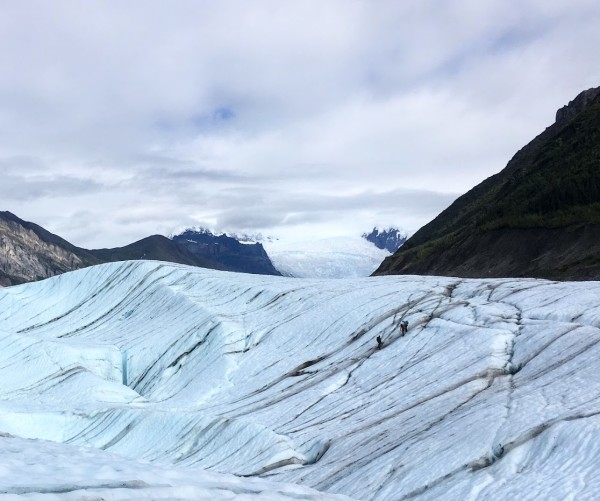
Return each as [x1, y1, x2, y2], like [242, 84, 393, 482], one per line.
[171, 228, 281, 275]
[89, 234, 229, 271]
[0, 211, 100, 286]
[0, 214, 281, 286]
[375, 86, 600, 280]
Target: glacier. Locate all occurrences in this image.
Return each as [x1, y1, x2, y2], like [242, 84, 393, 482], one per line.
[263, 236, 390, 278]
[1, 261, 600, 500]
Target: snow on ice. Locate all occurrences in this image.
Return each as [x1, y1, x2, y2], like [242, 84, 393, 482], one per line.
[0, 261, 599, 500]
[263, 236, 389, 278]
[0, 432, 353, 500]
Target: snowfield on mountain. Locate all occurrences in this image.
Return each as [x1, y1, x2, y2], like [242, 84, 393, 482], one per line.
[0, 260, 599, 500]
[263, 236, 390, 278]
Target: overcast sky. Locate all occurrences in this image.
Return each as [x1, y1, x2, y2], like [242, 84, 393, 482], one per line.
[1, 1, 599, 248]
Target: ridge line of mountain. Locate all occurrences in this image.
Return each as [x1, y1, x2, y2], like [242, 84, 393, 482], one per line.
[0, 212, 281, 286]
[374, 85, 600, 280]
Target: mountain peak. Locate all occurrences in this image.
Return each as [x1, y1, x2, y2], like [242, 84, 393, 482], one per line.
[555, 85, 600, 124]
[362, 227, 407, 253]
[375, 84, 600, 280]
[171, 227, 274, 244]
[171, 228, 281, 275]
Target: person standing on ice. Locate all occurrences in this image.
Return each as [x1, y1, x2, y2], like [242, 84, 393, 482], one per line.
[400, 320, 409, 335]
[376, 335, 383, 349]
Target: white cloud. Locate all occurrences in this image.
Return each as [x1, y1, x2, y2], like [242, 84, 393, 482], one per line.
[0, 1, 599, 247]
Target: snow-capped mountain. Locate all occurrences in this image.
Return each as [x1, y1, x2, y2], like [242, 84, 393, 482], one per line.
[169, 227, 273, 245]
[1, 260, 599, 499]
[263, 236, 390, 278]
[170, 228, 281, 275]
[362, 227, 407, 253]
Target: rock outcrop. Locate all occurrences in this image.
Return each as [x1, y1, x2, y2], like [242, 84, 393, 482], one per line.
[0, 211, 99, 286]
[555, 86, 600, 124]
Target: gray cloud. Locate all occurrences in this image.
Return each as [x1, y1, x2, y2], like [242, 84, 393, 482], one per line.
[0, 1, 599, 247]
[0, 172, 105, 201]
[140, 166, 248, 184]
[207, 186, 458, 237]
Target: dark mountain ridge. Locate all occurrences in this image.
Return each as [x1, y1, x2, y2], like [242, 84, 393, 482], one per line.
[89, 235, 229, 272]
[171, 229, 281, 276]
[375, 86, 600, 280]
[0, 214, 280, 286]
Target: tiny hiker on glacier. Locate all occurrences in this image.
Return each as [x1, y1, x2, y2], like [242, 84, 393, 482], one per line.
[400, 320, 409, 335]
[376, 335, 383, 350]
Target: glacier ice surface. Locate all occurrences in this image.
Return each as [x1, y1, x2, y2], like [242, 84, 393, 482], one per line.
[1, 261, 600, 500]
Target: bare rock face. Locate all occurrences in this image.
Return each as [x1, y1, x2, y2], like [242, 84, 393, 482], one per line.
[0, 213, 95, 286]
[555, 86, 600, 124]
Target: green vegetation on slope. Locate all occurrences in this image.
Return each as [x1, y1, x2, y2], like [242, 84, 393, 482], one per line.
[375, 87, 600, 279]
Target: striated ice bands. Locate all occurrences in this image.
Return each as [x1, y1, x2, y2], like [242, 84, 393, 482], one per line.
[0, 261, 599, 500]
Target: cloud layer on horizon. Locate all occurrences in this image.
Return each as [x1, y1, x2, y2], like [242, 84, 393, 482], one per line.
[1, 0, 599, 247]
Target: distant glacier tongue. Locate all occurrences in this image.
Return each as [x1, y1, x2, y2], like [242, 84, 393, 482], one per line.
[1, 260, 600, 500]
